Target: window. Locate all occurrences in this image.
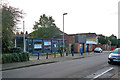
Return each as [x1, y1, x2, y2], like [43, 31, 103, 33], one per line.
[53, 42, 58, 50]
[34, 41, 42, 51]
[44, 41, 51, 50]
[90, 44, 92, 49]
[112, 48, 120, 54]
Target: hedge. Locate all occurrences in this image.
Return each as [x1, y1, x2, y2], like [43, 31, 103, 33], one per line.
[2, 52, 29, 64]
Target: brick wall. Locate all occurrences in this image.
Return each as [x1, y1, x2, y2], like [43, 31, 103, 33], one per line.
[73, 43, 80, 53]
[84, 43, 86, 52]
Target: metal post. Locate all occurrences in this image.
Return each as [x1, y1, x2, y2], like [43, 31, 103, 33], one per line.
[46, 53, 48, 59]
[23, 21, 26, 52]
[72, 51, 74, 56]
[54, 52, 56, 58]
[15, 27, 17, 48]
[63, 13, 67, 57]
[63, 14, 64, 57]
[66, 51, 68, 56]
[61, 51, 62, 57]
[38, 53, 40, 60]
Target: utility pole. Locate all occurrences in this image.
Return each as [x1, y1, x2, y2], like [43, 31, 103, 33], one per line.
[23, 21, 26, 52]
[63, 13, 68, 56]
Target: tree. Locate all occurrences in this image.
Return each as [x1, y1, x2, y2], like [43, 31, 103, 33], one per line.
[1, 4, 23, 53]
[108, 34, 118, 46]
[98, 35, 107, 45]
[98, 34, 118, 46]
[31, 14, 60, 38]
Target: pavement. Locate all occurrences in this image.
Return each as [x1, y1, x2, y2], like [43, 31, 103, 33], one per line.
[2, 52, 100, 71]
[110, 71, 120, 79]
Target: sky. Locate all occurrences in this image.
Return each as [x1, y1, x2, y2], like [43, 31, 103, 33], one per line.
[2, 0, 120, 38]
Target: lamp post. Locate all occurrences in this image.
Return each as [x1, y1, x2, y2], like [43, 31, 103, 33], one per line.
[63, 13, 67, 56]
[23, 21, 26, 52]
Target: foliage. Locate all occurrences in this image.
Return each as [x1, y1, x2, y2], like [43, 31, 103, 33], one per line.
[1, 4, 23, 53]
[98, 35, 107, 45]
[107, 34, 118, 46]
[98, 34, 118, 46]
[9, 47, 23, 53]
[30, 14, 61, 39]
[2, 52, 29, 64]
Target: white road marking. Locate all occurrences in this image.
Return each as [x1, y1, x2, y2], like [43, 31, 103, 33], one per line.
[93, 67, 113, 79]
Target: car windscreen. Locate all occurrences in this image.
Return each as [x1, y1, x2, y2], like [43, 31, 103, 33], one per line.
[112, 48, 120, 54]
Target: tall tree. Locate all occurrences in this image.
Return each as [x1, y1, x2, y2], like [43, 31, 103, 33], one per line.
[98, 34, 118, 46]
[98, 35, 107, 45]
[31, 14, 60, 38]
[1, 4, 23, 53]
[108, 34, 118, 46]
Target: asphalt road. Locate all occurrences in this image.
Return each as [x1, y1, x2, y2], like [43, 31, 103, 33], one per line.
[2, 52, 120, 78]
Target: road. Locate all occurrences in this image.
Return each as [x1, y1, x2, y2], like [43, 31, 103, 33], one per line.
[2, 52, 120, 79]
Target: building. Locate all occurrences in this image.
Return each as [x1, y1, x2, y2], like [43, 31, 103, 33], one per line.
[53, 33, 75, 52]
[69, 33, 98, 53]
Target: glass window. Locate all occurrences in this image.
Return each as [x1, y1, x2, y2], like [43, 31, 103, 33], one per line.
[34, 41, 42, 51]
[44, 41, 51, 50]
[112, 48, 120, 54]
[90, 45, 92, 49]
[118, 49, 120, 54]
[53, 42, 58, 50]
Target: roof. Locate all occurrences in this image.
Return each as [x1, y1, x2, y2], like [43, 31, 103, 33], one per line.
[86, 41, 97, 45]
[68, 33, 97, 36]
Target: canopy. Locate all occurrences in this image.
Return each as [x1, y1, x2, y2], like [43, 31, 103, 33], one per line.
[86, 41, 97, 45]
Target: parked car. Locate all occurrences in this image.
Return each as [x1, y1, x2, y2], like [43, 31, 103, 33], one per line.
[94, 47, 102, 53]
[108, 48, 120, 64]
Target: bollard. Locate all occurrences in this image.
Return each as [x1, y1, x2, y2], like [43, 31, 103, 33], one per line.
[66, 51, 68, 56]
[54, 52, 56, 58]
[46, 52, 48, 59]
[81, 52, 83, 55]
[38, 53, 40, 60]
[60, 51, 62, 57]
[72, 51, 74, 56]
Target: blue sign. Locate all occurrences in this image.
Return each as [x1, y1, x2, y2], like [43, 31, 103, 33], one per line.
[34, 44, 42, 49]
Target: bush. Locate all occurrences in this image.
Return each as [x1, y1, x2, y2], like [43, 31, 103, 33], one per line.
[2, 52, 29, 64]
[9, 47, 23, 53]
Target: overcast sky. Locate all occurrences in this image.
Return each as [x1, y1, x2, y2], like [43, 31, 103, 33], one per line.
[3, 0, 120, 38]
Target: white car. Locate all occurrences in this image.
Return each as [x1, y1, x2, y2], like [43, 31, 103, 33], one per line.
[108, 48, 120, 64]
[94, 47, 102, 53]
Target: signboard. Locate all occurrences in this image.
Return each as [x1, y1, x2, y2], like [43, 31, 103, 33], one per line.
[34, 41, 43, 51]
[44, 42, 51, 45]
[34, 44, 42, 49]
[44, 41, 51, 50]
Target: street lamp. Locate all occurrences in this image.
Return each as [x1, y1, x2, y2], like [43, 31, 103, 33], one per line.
[23, 21, 26, 52]
[63, 13, 68, 56]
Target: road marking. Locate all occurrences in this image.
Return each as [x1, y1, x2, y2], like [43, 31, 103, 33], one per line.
[93, 67, 113, 79]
